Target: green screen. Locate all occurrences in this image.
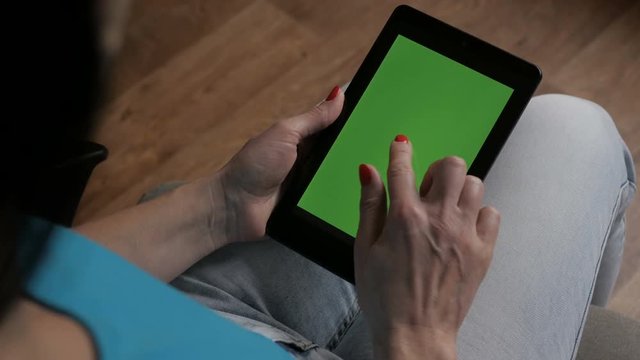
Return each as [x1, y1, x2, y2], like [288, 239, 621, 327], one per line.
[298, 35, 513, 237]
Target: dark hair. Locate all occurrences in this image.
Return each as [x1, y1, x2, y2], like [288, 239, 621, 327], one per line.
[0, 0, 101, 319]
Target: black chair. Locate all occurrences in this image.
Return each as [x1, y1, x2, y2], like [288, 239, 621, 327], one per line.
[23, 141, 108, 226]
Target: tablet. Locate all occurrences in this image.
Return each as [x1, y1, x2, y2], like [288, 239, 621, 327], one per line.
[267, 5, 541, 282]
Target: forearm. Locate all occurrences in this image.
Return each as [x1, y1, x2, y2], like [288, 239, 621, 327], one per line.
[74, 177, 227, 281]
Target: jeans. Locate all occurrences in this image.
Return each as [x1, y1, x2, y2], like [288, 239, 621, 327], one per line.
[163, 94, 637, 359]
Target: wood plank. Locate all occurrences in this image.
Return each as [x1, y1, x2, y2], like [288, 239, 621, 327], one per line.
[108, 0, 254, 97]
[76, 0, 318, 222]
[76, 2, 390, 222]
[271, 0, 634, 78]
[548, 2, 640, 154]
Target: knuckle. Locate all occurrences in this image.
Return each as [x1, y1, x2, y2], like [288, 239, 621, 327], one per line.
[466, 233, 484, 252]
[463, 176, 484, 201]
[428, 206, 464, 239]
[462, 238, 477, 256]
[470, 240, 495, 267]
[428, 220, 449, 240]
[391, 202, 423, 225]
[482, 245, 495, 263]
[440, 204, 462, 223]
[467, 175, 483, 187]
[308, 104, 329, 124]
[273, 119, 292, 133]
[486, 206, 501, 222]
[273, 120, 300, 142]
[387, 162, 412, 179]
[442, 156, 467, 170]
[360, 196, 380, 213]
[392, 142, 411, 159]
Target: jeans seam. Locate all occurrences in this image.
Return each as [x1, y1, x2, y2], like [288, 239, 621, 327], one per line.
[325, 296, 361, 351]
[177, 274, 275, 324]
[569, 179, 634, 360]
[176, 274, 316, 348]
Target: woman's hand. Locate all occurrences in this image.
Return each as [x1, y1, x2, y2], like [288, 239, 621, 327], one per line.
[354, 136, 500, 360]
[76, 88, 343, 281]
[212, 86, 344, 245]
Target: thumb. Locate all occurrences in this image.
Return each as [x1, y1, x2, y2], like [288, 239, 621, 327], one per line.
[355, 164, 387, 268]
[281, 86, 345, 141]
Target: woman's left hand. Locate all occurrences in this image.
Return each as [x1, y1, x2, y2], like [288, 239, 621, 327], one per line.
[210, 86, 344, 246]
[76, 87, 342, 280]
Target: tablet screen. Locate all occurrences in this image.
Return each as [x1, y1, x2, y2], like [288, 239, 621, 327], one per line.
[298, 35, 513, 237]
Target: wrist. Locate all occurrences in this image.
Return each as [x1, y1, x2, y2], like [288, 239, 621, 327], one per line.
[373, 327, 457, 360]
[202, 168, 258, 248]
[213, 166, 274, 244]
[186, 175, 231, 252]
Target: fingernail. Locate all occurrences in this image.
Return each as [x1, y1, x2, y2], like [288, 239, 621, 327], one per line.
[359, 164, 372, 186]
[394, 134, 409, 143]
[325, 86, 340, 101]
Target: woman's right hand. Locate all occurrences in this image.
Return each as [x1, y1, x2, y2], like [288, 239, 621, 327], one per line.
[354, 135, 500, 360]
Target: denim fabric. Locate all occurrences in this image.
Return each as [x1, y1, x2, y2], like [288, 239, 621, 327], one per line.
[158, 94, 636, 360]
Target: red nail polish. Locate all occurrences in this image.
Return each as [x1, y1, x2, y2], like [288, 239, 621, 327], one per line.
[326, 86, 340, 101]
[394, 134, 409, 143]
[359, 164, 372, 186]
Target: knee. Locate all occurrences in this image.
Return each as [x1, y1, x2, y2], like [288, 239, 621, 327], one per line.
[522, 94, 635, 184]
[527, 94, 615, 145]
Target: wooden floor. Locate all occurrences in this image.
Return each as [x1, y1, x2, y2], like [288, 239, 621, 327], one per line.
[76, 0, 640, 320]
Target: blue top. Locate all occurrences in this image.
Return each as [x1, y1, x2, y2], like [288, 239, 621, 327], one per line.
[20, 219, 292, 360]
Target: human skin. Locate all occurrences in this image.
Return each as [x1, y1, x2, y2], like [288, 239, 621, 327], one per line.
[7, 0, 493, 357]
[355, 143, 500, 360]
[1, 86, 498, 359]
[74, 89, 346, 281]
[0, 88, 345, 359]
[11, 0, 499, 356]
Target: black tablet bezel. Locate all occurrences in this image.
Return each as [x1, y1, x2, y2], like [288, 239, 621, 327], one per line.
[267, 5, 542, 283]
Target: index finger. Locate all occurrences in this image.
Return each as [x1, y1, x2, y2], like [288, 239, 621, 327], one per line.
[387, 134, 418, 205]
